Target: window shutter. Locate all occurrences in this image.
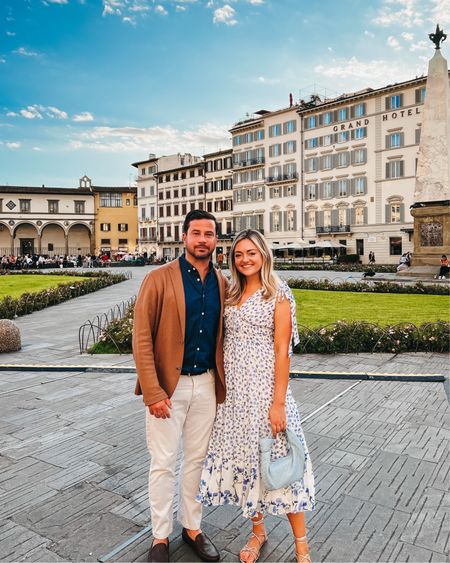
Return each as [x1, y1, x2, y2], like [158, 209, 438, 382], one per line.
[362, 149, 367, 163]
[269, 187, 274, 198]
[400, 160, 404, 177]
[304, 212, 309, 228]
[415, 128, 421, 144]
[333, 110, 339, 122]
[317, 211, 323, 227]
[415, 89, 420, 103]
[385, 97, 390, 110]
[386, 162, 391, 179]
[303, 118, 309, 130]
[318, 114, 323, 126]
[351, 129, 355, 140]
[270, 212, 274, 232]
[385, 204, 391, 223]
[385, 135, 390, 149]
[346, 209, 351, 225]
[350, 208, 356, 225]
[292, 211, 297, 231]
[333, 181, 339, 198]
[331, 209, 339, 226]
[399, 93, 404, 107]
[363, 207, 368, 224]
[350, 105, 355, 118]
[400, 203, 405, 222]
[350, 178, 355, 196]
[399, 133, 405, 147]
[319, 183, 324, 199]
[282, 211, 287, 231]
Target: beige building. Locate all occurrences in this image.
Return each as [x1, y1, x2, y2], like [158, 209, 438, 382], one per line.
[0, 183, 94, 256]
[300, 77, 431, 262]
[230, 107, 302, 247]
[204, 149, 234, 260]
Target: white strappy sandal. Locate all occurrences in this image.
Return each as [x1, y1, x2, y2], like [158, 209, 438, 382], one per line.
[294, 535, 312, 563]
[239, 517, 267, 563]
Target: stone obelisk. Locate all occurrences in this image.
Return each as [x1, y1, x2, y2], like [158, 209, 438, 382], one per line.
[410, 25, 450, 270]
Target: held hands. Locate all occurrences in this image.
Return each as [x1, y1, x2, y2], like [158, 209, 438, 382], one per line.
[269, 402, 287, 437]
[149, 398, 172, 419]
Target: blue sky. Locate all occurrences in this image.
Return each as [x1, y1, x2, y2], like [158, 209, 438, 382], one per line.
[0, 0, 449, 187]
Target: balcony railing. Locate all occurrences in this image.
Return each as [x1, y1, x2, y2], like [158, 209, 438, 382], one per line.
[316, 225, 351, 234]
[233, 157, 265, 168]
[139, 237, 158, 243]
[266, 172, 299, 184]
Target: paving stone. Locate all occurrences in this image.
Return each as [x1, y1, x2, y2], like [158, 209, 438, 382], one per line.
[428, 457, 450, 492]
[0, 457, 61, 491]
[384, 425, 448, 462]
[345, 451, 436, 513]
[0, 520, 50, 561]
[388, 541, 448, 562]
[400, 488, 450, 555]
[0, 483, 59, 519]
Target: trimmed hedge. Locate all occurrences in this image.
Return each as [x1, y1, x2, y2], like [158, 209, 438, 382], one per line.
[0, 271, 128, 319]
[286, 278, 450, 296]
[274, 263, 398, 273]
[89, 306, 450, 355]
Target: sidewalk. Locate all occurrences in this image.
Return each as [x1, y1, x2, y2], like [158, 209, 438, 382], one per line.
[0, 266, 448, 561]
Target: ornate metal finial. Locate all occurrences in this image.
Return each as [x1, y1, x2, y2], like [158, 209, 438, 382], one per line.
[429, 24, 447, 49]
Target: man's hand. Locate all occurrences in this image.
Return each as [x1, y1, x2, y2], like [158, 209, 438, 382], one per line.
[148, 398, 172, 419]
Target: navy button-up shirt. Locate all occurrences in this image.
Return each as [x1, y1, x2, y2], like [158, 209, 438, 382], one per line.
[179, 253, 220, 374]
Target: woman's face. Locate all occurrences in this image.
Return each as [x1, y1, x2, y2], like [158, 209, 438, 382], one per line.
[234, 238, 263, 279]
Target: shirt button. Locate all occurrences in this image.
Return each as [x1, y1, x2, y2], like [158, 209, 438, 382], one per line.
[201, 312, 205, 315]
[199, 329, 203, 333]
[197, 347, 200, 351]
[188, 269, 191, 273]
[194, 364, 197, 368]
[197, 278, 200, 282]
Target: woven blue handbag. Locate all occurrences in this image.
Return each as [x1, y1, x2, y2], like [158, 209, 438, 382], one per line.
[260, 429, 305, 491]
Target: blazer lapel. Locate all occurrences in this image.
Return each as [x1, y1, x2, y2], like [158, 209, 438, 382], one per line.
[168, 259, 185, 340]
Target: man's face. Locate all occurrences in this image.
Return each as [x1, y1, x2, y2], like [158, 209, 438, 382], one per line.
[182, 219, 217, 261]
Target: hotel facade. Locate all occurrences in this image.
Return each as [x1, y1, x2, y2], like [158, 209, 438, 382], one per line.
[134, 74, 450, 264]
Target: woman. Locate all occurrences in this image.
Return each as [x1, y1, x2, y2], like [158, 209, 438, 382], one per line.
[197, 230, 315, 563]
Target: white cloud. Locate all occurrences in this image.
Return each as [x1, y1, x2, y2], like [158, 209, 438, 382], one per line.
[213, 4, 237, 25]
[248, 0, 264, 4]
[6, 111, 18, 116]
[387, 35, 401, 49]
[45, 0, 69, 4]
[13, 47, 40, 57]
[122, 15, 136, 24]
[129, 2, 150, 12]
[257, 75, 280, 85]
[32, 146, 42, 151]
[47, 106, 68, 119]
[430, 0, 450, 26]
[176, 5, 187, 11]
[401, 31, 414, 41]
[69, 122, 230, 154]
[20, 106, 43, 119]
[364, 30, 375, 37]
[314, 56, 419, 87]
[155, 5, 168, 15]
[373, 0, 423, 28]
[6, 31, 16, 36]
[409, 39, 428, 51]
[73, 111, 94, 122]
[0, 57, 6, 64]
[6, 142, 21, 149]
[102, 0, 124, 16]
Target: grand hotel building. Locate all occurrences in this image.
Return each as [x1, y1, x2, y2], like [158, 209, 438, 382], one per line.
[134, 73, 449, 264]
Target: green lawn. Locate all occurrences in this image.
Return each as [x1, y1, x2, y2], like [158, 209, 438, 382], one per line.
[0, 275, 90, 299]
[293, 289, 450, 327]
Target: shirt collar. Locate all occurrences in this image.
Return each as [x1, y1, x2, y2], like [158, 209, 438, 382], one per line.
[180, 252, 214, 275]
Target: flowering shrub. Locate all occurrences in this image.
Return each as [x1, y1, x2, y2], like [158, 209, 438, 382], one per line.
[88, 306, 134, 354]
[287, 278, 450, 296]
[0, 272, 128, 319]
[275, 264, 398, 273]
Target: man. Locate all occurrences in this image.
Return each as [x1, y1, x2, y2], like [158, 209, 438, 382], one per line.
[133, 210, 226, 563]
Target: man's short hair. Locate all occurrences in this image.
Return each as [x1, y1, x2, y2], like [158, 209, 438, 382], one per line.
[182, 209, 219, 234]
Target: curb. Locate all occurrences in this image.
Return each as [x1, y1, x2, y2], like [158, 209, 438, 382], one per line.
[0, 364, 445, 382]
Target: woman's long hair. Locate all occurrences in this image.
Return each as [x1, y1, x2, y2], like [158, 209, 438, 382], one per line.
[226, 229, 279, 306]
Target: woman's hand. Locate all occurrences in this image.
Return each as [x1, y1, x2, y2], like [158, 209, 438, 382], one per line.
[269, 402, 287, 437]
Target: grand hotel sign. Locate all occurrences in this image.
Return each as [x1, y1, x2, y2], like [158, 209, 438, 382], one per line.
[332, 106, 421, 131]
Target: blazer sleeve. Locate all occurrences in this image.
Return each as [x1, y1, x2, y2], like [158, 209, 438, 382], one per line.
[133, 273, 169, 406]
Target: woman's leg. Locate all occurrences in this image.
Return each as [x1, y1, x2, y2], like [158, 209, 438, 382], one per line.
[287, 512, 311, 562]
[240, 512, 267, 563]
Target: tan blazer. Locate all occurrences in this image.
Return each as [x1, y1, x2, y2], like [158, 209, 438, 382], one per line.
[133, 259, 226, 406]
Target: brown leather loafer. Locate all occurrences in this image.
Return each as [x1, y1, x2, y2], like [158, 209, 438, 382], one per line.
[148, 540, 169, 562]
[182, 528, 220, 562]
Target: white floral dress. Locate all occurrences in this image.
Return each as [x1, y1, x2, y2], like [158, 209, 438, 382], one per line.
[197, 282, 315, 518]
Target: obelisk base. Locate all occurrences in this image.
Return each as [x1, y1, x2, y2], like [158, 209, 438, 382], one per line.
[409, 203, 450, 270]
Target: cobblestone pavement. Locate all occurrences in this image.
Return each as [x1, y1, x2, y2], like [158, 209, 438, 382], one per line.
[0, 266, 448, 562]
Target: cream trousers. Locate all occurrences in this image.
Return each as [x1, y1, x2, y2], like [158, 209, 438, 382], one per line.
[146, 371, 217, 539]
